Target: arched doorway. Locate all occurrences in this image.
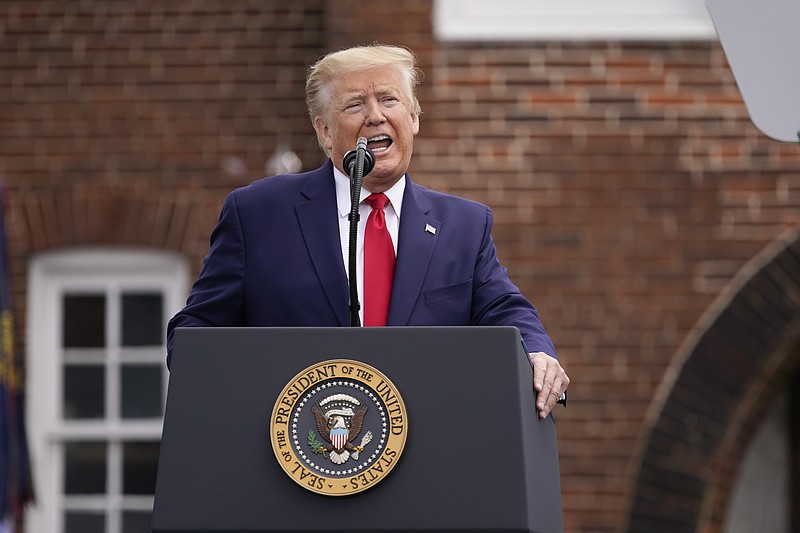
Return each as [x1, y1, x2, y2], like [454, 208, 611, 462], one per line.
[626, 228, 800, 532]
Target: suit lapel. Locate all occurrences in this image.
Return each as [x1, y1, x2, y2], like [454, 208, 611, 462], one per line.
[388, 179, 440, 325]
[295, 161, 349, 326]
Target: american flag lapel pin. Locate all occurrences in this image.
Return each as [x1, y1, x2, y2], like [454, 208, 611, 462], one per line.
[425, 223, 436, 235]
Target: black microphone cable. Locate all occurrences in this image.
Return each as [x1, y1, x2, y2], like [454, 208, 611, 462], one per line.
[342, 137, 376, 327]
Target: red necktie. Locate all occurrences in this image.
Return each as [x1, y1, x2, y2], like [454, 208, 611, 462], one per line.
[363, 193, 395, 326]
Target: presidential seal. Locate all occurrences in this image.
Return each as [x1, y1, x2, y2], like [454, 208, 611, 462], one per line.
[270, 359, 408, 496]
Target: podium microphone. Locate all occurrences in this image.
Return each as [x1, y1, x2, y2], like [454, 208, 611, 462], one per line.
[343, 137, 376, 178]
[343, 137, 376, 327]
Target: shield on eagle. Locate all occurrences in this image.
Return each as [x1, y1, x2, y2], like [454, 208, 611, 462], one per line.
[330, 427, 348, 451]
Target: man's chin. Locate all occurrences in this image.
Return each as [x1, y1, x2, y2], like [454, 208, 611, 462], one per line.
[363, 172, 404, 193]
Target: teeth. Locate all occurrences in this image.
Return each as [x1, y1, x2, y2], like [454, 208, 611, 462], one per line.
[367, 134, 391, 153]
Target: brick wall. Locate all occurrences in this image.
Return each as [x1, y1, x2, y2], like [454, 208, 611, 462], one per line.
[1, 0, 327, 334]
[411, 40, 799, 532]
[3, 1, 800, 531]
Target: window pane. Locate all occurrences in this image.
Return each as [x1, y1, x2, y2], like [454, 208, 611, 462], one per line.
[121, 365, 162, 418]
[122, 510, 153, 533]
[122, 293, 163, 346]
[123, 441, 160, 495]
[64, 442, 106, 494]
[63, 365, 105, 419]
[63, 295, 106, 347]
[64, 512, 105, 533]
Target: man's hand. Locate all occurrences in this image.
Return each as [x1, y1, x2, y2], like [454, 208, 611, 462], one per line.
[529, 352, 569, 419]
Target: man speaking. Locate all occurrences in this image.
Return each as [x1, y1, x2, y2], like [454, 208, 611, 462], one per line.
[166, 44, 569, 419]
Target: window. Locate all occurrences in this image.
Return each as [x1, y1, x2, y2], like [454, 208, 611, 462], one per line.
[26, 250, 188, 533]
[434, 0, 717, 41]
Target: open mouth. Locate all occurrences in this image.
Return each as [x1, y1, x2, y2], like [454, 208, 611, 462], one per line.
[367, 135, 393, 153]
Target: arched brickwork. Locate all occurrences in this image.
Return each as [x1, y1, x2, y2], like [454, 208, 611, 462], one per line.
[5, 183, 225, 353]
[10, 183, 220, 254]
[626, 227, 800, 532]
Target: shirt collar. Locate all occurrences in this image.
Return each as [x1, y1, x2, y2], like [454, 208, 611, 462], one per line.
[333, 164, 405, 218]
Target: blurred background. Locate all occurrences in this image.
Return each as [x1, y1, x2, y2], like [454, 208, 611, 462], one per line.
[1, 1, 799, 532]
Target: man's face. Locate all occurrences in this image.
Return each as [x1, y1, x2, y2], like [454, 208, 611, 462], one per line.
[314, 65, 420, 193]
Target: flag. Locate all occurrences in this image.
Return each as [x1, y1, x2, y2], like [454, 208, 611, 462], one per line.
[0, 185, 34, 530]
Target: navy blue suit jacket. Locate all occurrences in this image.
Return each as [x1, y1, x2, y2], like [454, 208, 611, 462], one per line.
[167, 161, 556, 366]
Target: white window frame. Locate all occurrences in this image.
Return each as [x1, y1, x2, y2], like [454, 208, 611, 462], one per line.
[434, 0, 717, 41]
[25, 249, 188, 533]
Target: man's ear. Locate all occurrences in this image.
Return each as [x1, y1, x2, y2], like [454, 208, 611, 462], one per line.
[314, 116, 333, 152]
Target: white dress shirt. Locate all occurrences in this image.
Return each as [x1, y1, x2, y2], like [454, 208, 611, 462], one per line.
[333, 166, 405, 324]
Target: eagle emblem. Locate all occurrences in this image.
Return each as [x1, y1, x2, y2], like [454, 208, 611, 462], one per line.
[271, 359, 408, 496]
[309, 394, 373, 465]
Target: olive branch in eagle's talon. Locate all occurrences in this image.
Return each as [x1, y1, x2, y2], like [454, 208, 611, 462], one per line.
[307, 430, 328, 457]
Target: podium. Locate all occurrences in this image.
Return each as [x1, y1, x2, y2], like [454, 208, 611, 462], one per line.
[152, 327, 563, 532]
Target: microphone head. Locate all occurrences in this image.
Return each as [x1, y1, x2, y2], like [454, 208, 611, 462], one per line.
[361, 146, 376, 176]
[343, 138, 376, 178]
[343, 149, 358, 176]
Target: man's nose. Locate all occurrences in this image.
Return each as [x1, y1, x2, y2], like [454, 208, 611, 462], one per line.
[364, 99, 386, 126]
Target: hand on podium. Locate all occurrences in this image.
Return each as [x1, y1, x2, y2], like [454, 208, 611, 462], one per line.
[530, 351, 570, 419]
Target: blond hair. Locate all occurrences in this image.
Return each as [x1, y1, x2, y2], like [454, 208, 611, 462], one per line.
[306, 44, 423, 149]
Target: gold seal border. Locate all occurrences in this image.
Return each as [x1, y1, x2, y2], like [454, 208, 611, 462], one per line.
[270, 359, 408, 496]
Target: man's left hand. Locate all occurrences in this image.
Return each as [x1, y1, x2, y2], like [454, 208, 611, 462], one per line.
[529, 352, 569, 419]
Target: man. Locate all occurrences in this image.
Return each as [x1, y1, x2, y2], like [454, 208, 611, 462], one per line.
[167, 44, 569, 418]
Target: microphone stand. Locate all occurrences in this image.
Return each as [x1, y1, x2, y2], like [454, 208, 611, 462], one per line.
[342, 137, 375, 327]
